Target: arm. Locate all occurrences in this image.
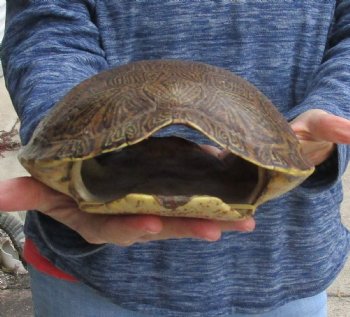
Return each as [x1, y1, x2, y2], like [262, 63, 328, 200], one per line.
[1, 0, 108, 144]
[287, 1, 350, 186]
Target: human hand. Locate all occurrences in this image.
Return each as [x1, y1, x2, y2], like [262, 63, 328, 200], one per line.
[290, 109, 350, 165]
[0, 177, 255, 246]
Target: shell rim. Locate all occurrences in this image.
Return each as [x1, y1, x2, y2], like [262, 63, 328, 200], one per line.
[19, 120, 315, 177]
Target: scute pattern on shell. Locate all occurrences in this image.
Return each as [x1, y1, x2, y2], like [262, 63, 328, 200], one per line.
[22, 60, 311, 172]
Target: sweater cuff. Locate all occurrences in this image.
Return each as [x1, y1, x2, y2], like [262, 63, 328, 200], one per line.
[24, 211, 107, 258]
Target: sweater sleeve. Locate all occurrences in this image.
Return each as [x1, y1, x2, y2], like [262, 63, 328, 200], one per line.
[286, 0, 350, 190]
[1, 0, 108, 145]
[1, 1, 110, 256]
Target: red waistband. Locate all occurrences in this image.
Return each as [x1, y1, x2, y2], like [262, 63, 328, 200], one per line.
[24, 239, 78, 282]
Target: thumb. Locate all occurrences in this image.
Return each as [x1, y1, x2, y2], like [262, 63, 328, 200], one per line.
[0, 177, 64, 212]
[291, 110, 350, 143]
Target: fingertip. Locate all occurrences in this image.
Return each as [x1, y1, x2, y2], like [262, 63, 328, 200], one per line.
[144, 216, 164, 234]
[203, 230, 222, 242]
[243, 217, 256, 232]
[189, 219, 222, 241]
[219, 216, 256, 233]
[234, 216, 256, 232]
[123, 215, 163, 234]
[199, 144, 222, 157]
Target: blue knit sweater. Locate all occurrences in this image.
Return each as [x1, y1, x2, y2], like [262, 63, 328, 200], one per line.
[2, 1, 350, 315]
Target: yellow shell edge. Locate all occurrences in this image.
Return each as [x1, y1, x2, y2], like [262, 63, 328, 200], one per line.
[79, 194, 255, 221]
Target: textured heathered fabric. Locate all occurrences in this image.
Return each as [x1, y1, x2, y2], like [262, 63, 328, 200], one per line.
[2, 1, 350, 316]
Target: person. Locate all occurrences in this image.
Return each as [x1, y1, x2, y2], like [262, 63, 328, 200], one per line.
[1, 1, 350, 316]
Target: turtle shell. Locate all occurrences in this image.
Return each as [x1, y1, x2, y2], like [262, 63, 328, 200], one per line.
[19, 60, 314, 220]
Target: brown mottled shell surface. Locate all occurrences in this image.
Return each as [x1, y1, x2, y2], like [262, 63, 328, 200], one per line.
[21, 60, 311, 174]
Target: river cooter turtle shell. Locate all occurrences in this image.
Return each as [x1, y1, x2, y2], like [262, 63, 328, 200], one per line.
[19, 60, 314, 220]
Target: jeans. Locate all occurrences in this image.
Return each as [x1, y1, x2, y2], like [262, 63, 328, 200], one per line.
[29, 265, 327, 317]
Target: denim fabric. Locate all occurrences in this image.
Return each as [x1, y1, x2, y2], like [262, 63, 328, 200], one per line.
[29, 265, 327, 317]
[2, 1, 350, 316]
